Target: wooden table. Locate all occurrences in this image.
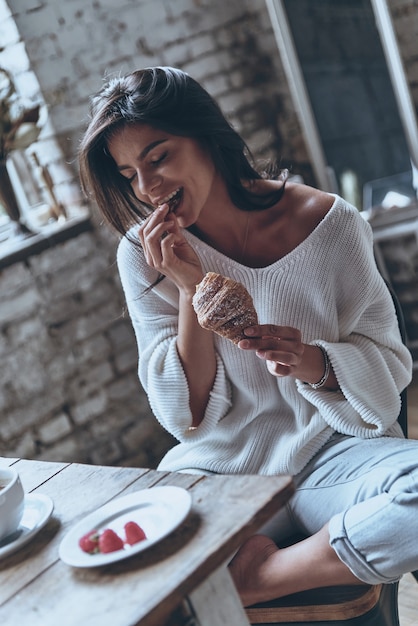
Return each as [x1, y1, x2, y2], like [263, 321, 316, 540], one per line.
[0, 457, 294, 626]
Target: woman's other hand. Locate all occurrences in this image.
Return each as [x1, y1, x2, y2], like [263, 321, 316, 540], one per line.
[238, 324, 337, 389]
[238, 324, 304, 377]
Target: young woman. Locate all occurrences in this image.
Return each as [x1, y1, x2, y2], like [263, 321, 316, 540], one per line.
[79, 66, 417, 607]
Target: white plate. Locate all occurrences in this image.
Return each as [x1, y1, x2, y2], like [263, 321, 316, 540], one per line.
[0, 493, 54, 559]
[58, 486, 192, 567]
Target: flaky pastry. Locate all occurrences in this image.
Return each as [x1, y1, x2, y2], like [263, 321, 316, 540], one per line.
[192, 272, 258, 344]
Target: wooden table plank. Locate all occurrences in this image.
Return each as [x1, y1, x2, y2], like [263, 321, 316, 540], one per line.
[13, 459, 70, 492]
[0, 463, 159, 604]
[0, 458, 19, 467]
[0, 463, 294, 626]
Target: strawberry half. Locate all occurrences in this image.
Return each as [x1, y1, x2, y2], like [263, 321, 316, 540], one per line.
[98, 528, 125, 553]
[78, 529, 100, 554]
[124, 521, 147, 545]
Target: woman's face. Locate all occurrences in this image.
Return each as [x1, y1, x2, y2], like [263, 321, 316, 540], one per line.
[107, 123, 219, 228]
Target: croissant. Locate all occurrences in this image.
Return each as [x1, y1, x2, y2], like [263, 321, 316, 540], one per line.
[192, 272, 258, 344]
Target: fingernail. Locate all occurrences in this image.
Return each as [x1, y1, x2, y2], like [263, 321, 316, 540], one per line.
[244, 327, 255, 336]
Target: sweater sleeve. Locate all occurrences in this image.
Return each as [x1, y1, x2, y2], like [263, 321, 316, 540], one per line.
[116, 233, 232, 441]
[296, 209, 412, 437]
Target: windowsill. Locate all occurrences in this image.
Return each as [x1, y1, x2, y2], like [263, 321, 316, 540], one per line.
[0, 214, 93, 269]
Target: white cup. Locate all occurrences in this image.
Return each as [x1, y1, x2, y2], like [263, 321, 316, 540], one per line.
[0, 468, 25, 541]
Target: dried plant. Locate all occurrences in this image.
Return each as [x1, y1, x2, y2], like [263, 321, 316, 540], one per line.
[0, 67, 44, 161]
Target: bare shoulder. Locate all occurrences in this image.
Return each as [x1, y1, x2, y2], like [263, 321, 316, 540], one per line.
[284, 182, 335, 218]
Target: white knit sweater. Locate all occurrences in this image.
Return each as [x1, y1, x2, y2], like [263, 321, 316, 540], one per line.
[117, 195, 412, 476]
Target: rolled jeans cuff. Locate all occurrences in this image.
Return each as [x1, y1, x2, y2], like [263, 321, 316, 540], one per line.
[328, 512, 401, 585]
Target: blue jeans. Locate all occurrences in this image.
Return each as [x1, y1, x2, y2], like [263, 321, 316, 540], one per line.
[262, 433, 418, 584]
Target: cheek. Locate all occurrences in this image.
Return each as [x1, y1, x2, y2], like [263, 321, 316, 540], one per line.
[196, 155, 216, 191]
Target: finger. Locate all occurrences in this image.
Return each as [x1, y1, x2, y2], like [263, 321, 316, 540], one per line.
[139, 204, 170, 239]
[256, 344, 296, 366]
[141, 224, 168, 266]
[141, 217, 176, 267]
[243, 324, 300, 339]
[266, 360, 292, 378]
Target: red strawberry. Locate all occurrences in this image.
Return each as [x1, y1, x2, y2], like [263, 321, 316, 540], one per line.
[124, 521, 147, 545]
[78, 529, 100, 554]
[98, 528, 124, 553]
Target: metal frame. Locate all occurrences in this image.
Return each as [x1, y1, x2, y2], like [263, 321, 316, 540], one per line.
[265, 0, 418, 190]
[371, 0, 418, 171]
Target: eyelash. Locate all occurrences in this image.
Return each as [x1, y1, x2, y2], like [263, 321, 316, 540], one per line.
[123, 152, 168, 183]
[150, 152, 167, 167]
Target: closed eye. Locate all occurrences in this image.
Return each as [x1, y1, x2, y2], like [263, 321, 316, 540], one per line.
[118, 150, 168, 183]
[120, 171, 136, 183]
[150, 151, 167, 166]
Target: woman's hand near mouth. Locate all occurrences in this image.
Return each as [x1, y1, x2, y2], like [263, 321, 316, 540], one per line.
[139, 201, 216, 427]
[138, 203, 203, 295]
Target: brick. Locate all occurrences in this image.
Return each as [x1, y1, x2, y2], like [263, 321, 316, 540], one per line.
[107, 321, 136, 350]
[0, 262, 33, 294]
[10, 431, 37, 460]
[12, 2, 56, 39]
[162, 39, 191, 68]
[183, 51, 231, 83]
[0, 286, 42, 325]
[37, 412, 72, 444]
[71, 334, 111, 367]
[89, 410, 134, 439]
[39, 436, 84, 464]
[0, 383, 12, 413]
[7, 317, 47, 348]
[246, 127, 276, 154]
[201, 72, 230, 100]
[7, 348, 49, 398]
[1, 387, 65, 440]
[67, 361, 114, 400]
[29, 231, 94, 274]
[107, 374, 143, 402]
[36, 255, 112, 300]
[120, 416, 160, 451]
[46, 350, 77, 384]
[89, 438, 122, 466]
[121, 418, 175, 468]
[72, 301, 125, 342]
[114, 347, 138, 374]
[71, 391, 108, 425]
[8, 0, 44, 13]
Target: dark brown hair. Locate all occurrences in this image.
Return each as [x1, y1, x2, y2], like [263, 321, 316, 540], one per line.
[79, 66, 286, 236]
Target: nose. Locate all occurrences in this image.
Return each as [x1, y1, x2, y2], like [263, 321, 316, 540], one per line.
[135, 168, 161, 199]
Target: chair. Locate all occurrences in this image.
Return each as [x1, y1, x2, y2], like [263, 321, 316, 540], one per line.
[246, 285, 416, 626]
[246, 583, 399, 625]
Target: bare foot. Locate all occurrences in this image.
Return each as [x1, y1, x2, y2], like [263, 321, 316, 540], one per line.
[229, 534, 279, 607]
[229, 527, 364, 608]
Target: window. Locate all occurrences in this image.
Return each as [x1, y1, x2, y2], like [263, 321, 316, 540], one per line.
[265, 0, 418, 209]
[0, 1, 89, 265]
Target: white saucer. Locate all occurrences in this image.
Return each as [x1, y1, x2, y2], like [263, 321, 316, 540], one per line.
[0, 493, 54, 559]
[59, 486, 192, 568]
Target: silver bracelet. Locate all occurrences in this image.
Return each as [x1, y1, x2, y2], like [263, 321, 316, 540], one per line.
[309, 343, 331, 389]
